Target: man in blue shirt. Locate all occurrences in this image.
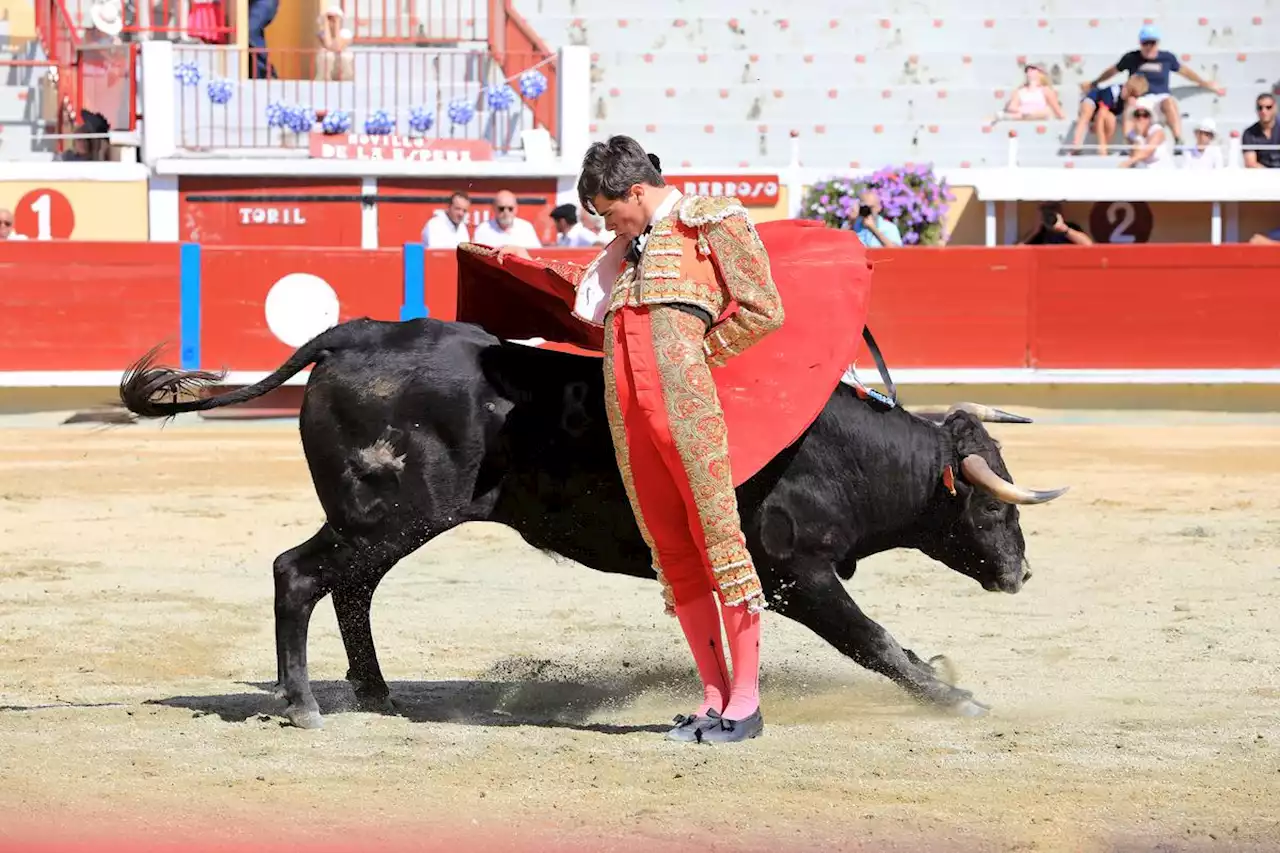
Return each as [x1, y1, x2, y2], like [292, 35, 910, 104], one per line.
[852, 191, 903, 248]
[1080, 24, 1224, 148]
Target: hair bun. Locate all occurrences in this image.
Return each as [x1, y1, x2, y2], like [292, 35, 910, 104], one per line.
[647, 152, 662, 173]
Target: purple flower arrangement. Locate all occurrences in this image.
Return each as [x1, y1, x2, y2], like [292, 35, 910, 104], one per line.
[801, 164, 956, 246]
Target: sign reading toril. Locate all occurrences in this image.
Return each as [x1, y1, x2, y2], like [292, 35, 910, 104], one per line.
[671, 175, 781, 207]
[309, 134, 495, 162]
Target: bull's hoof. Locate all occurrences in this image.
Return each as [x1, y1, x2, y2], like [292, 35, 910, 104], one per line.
[355, 694, 398, 716]
[285, 706, 325, 729]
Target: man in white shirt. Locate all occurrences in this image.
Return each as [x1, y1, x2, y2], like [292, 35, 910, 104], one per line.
[421, 191, 471, 249]
[579, 207, 613, 245]
[472, 190, 542, 250]
[550, 203, 600, 247]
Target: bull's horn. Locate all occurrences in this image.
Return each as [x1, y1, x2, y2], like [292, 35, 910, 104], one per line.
[946, 402, 1034, 424]
[960, 454, 1069, 505]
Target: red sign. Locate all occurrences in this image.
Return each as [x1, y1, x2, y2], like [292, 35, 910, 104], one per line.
[670, 175, 781, 207]
[14, 188, 75, 239]
[309, 133, 494, 162]
[376, 178, 559, 248]
[179, 177, 363, 247]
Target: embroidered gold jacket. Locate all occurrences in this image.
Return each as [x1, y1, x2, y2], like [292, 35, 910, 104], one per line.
[601, 195, 785, 366]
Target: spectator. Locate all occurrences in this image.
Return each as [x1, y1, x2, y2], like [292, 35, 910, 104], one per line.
[1020, 202, 1093, 245]
[472, 190, 542, 249]
[315, 5, 354, 82]
[1119, 105, 1172, 168]
[1248, 229, 1280, 245]
[58, 109, 111, 162]
[248, 0, 278, 79]
[1180, 117, 1224, 169]
[1080, 25, 1224, 147]
[0, 207, 25, 240]
[421, 191, 471, 249]
[1070, 74, 1149, 156]
[851, 191, 902, 248]
[1001, 64, 1065, 121]
[550, 204, 599, 247]
[1242, 93, 1280, 169]
[578, 207, 613, 245]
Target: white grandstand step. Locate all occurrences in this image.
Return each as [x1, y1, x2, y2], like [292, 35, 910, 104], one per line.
[524, 14, 1276, 54]
[589, 50, 1277, 91]
[521, 0, 1255, 18]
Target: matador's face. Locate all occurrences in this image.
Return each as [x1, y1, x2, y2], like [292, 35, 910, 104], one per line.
[591, 187, 648, 240]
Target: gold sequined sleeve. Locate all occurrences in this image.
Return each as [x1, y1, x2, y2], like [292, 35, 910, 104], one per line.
[700, 213, 785, 366]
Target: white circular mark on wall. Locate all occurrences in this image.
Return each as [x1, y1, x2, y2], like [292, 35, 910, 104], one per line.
[264, 273, 340, 347]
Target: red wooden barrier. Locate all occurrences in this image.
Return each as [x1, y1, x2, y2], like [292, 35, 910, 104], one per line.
[1, 242, 1277, 378]
[0, 241, 180, 371]
[200, 247, 403, 372]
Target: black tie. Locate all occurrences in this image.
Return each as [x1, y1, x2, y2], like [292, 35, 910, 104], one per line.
[624, 225, 653, 265]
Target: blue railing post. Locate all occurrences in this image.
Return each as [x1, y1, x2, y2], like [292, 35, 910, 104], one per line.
[179, 242, 202, 370]
[401, 242, 428, 320]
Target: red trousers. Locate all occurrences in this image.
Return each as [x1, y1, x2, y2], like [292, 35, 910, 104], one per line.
[603, 304, 766, 614]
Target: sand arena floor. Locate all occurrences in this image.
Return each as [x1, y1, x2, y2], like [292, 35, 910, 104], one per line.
[0, 408, 1278, 852]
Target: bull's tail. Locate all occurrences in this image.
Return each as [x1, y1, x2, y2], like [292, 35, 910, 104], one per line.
[119, 319, 378, 419]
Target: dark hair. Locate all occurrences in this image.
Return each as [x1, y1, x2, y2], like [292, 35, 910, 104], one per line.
[449, 191, 470, 204]
[577, 135, 664, 214]
[550, 203, 577, 224]
[1257, 92, 1277, 106]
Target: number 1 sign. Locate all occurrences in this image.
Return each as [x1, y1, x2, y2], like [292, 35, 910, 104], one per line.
[13, 188, 76, 240]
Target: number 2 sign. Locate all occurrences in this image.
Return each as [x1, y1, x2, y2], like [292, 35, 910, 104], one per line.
[1087, 200, 1153, 244]
[13, 188, 76, 240]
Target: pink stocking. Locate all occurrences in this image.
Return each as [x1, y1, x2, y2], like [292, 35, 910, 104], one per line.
[720, 604, 762, 720]
[673, 592, 730, 717]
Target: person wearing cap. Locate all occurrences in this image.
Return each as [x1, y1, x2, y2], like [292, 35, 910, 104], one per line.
[1181, 117, 1224, 169]
[1002, 64, 1065, 121]
[316, 5, 354, 81]
[1080, 24, 1224, 148]
[550, 204, 599, 247]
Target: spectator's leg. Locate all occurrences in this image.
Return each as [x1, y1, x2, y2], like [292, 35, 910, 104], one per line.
[1096, 109, 1116, 157]
[1160, 95, 1182, 145]
[1071, 99, 1097, 153]
[248, 0, 280, 79]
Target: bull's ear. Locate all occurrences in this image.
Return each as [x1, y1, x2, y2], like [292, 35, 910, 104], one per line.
[942, 464, 957, 497]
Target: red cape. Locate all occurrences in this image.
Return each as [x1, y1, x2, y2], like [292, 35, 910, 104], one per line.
[456, 219, 873, 485]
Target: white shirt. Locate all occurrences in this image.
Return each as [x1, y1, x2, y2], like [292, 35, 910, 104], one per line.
[421, 212, 469, 249]
[473, 216, 542, 249]
[1130, 125, 1173, 169]
[557, 222, 600, 247]
[572, 188, 683, 325]
[1181, 144, 1224, 170]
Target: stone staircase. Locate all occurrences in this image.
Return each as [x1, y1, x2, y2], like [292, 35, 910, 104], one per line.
[0, 18, 57, 161]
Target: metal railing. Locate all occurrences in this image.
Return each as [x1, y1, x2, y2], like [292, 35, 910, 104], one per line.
[349, 0, 483, 43]
[50, 0, 233, 43]
[173, 44, 552, 154]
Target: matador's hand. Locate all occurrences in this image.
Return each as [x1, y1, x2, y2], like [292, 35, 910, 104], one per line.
[495, 245, 532, 264]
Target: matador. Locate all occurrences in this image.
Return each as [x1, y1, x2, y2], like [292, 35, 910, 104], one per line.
[493, 135, 784, 744]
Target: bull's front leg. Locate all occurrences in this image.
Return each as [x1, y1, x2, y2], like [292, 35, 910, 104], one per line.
[765, 561, 989, 716]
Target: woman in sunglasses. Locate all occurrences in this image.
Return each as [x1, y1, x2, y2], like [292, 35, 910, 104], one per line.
[1119, 105, 1172, 169]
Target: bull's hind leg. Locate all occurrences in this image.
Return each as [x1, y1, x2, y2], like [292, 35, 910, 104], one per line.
[766, 560, 989, 716]
[273, 524, 349, 729]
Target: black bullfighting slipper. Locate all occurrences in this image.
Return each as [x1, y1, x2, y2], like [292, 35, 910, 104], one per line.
[694, 708, 764, 744]
[665, 709, 722, 742]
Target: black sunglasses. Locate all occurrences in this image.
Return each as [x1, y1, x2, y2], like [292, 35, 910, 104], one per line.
[495, 205, 515, 212]
[1134, 110, 1152, 118]
[1257, 102, 1276, 111]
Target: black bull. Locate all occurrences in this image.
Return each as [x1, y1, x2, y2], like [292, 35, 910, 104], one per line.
[118, 316, 1068, 730]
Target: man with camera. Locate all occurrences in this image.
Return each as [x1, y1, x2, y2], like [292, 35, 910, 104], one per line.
[1021, 202, 1094, 245]
[851, 191, 903, 248]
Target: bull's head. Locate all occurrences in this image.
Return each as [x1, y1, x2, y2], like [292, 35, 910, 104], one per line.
[918, 403, 1068, 594]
